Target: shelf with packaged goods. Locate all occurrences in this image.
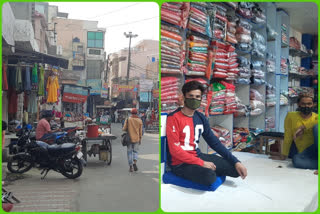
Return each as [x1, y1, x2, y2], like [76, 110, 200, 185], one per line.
[289, 48, 312, 58]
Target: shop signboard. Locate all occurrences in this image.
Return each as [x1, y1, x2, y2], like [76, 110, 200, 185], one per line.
[87, 79, 101, 95]
[101, 82, 108, 98]
[62, 85, 88, 103]
[140, 91, 151, 102]
[152, 89, 159, 98]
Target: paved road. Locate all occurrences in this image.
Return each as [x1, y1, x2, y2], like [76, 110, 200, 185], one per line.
[4, 123, 159, 212]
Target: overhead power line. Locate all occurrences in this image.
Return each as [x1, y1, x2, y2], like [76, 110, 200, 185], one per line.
[105, 16, 159, 29]
[85, 3, 141, 19]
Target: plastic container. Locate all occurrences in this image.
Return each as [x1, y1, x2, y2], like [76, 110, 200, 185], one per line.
[87, 124, 99, 138]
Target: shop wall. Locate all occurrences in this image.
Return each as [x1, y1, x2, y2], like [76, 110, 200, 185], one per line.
[2, 3, 15, 47]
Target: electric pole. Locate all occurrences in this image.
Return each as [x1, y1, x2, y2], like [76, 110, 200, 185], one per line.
[124, 32, 138, 107]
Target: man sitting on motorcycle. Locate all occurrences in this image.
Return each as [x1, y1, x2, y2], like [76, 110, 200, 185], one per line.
[36, 110, 61, 143]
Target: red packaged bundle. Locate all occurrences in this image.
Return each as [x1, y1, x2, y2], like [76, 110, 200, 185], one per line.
[214, 29, 223, 39]
[226, 44, 235, 52]
[190, 7, 207, 20]
[161, 29, 182, 42]
[214, 67, 227, 73]
[229, 68, 240, 74]
[215, 58, 229, 64]
[216, 13, 228, 22]
[228, 63, 239, 69]
[215, 62, 229, 70]
[215, 52, 229, 59]
[213, 72, 228, 79]
[212, 40, 227, 49]
[226, 33, 238, 44]
[228, 58, 238, 65]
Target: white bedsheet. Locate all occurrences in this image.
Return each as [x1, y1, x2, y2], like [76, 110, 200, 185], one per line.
[161, 152, 318, 212]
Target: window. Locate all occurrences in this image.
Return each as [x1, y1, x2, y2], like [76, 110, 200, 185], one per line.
[87, 60, 102, 79]
[87, 32, 104, 48]
[77, 45, 83, 53]
[89, 49, 101, 55]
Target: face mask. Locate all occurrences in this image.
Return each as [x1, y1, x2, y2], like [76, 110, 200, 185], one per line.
[184, 98, 201, 110]
[297, 107, 313, 115]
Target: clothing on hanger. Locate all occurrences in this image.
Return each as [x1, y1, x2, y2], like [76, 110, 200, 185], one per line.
[38, 65, 45, 96]
[2, 63, 8, 90]
[46, 75, 59, 103]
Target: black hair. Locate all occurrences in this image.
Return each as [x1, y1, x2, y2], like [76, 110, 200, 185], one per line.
[182, 81, 205, 96]
[297, 93, 314, 104]
[41, 110, 54, 119]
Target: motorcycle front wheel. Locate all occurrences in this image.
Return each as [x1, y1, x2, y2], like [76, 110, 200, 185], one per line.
[7, 155, 33, 173]
[60, 158, 83, 179]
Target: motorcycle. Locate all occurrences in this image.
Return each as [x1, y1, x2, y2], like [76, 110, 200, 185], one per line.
[7, 127, 86, 179]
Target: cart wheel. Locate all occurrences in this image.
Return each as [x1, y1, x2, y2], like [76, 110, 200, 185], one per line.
[105, 140, 112, 165]
[82, 140, 87, 162]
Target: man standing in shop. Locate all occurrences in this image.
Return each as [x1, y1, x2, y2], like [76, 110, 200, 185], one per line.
[273, 94, 318, 173]
[123, 108, 143, 172]
[166, 81, 247, 186]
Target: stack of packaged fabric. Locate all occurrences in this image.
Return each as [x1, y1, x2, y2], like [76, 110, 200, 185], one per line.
[211, 40, 239, 80]
[237, 2, 254, 19]
[251, 31, 266, 58]
[161, 77, 181, 113]
[281, 58, 288, 74]
[250, 89, 265, 116]
[226, 15, 238, 44]
[233, 127, 251, 150]
[281, 23, 288, 46]
[266, 53, 276, 73]
[265, 117, 275, 131]
[210, 82, 226, 115]
[235, 18, 252, 51]
[236, 56, 251, 84]
[234, 96, 249, 117]
[186, 35, 209, 77]
[207, 3, 228, 41]
[251, 3, 266, 24]
[188, 3, 211, 37]
[161, 25, 184, 75]
[288, 87, 299, 98]
[161, 2, 190, 28]
[266, 83, 276, 107]
[280, 93, 289, 106]
[211, 125, 232, 149]
[221, 81, 237, 114]
[225, 2, 238, 10]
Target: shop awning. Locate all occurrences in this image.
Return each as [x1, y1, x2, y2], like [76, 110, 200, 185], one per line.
[7, 48, 69, 69]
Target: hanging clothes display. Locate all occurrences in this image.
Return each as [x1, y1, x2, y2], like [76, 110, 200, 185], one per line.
[16, 93, 24, 122]
[16, 66, 23, 93]
[8, 66, 16, 89]
[8, 87, 18, 114]
[38, 65, 45, 96]
[27, 93, 38, 114]
[24, 66, 31, 92]
[46, 75, 59, 103]
[2, 63, 8, 90]
[32, 63, 38, 90]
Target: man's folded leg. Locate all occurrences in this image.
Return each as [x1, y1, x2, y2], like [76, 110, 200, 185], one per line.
[171, 163, 217, 186]
[199, 153, 240, 178]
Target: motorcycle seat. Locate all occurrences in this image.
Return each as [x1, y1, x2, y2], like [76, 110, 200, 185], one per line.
[55, 132, 67, 136]
[47, 143, 75, 151]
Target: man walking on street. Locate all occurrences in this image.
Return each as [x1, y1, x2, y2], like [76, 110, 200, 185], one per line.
[123, 108, 143, 172]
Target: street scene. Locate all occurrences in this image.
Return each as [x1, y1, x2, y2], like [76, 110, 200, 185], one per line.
[2, 2, 159, 212]
[3, 123, 159, 212]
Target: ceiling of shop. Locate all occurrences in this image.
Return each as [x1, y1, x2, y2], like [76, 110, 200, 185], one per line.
[276, 3, 318, 35]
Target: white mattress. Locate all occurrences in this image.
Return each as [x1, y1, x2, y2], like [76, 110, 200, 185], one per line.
[161, 152, 318, 212]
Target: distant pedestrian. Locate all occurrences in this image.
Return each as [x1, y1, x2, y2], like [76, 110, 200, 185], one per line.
[123, 108, 143, 172]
